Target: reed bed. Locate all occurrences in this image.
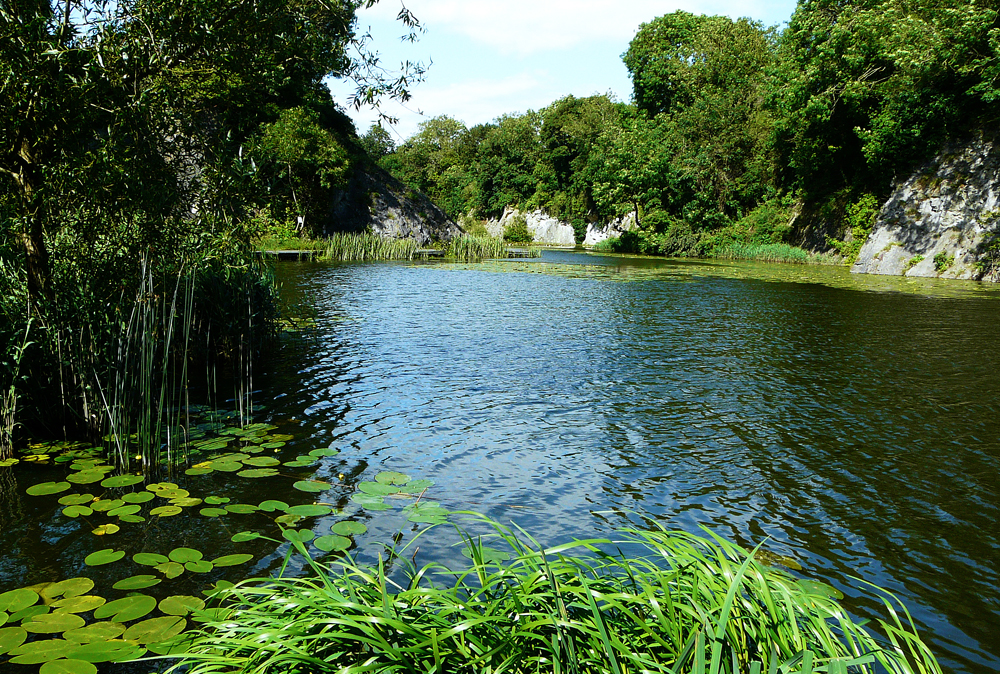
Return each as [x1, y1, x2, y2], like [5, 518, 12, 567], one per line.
[172, 517, 941, 674]
[318, 233, 420, 261]
[448, 235, 539, 260]
[712, 243, 837, 265]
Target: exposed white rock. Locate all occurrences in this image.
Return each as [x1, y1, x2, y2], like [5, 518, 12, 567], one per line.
[485, 207, 636, 246]
[853, 131, 1000, 281]
[583, 213, 636, 246]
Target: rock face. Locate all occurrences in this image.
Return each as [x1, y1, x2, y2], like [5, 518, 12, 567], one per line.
[583, 213, 636, 246]
[852, 131, 1000, 282]
[323, 163, 463, 245]
[484, 207, 636, 246]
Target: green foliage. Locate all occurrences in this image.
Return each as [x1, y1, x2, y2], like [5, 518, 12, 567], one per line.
[316, 233, 418, 261]
[502, 214, 533, 243]
[172, 517, 943, 674]
[359, 123, 396, 159]
[905, 255, 926, 272]
[826, 194, 880, 264]
[933, 251, 955, 273]
[447, 236, 510, 261]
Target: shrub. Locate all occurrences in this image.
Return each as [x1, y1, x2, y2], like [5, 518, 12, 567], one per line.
[503, 213, 534, 243]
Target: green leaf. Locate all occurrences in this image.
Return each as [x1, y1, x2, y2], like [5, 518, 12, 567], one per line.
[113, 575, 161, 590]
[258, 500, 288, 512]
[309, 448, 339, 457]
[91, 523, 120, 536]
[293, 480, 331, 493]
[150, 506, 182, 517]
[119, 514, 146, 523]
[62, 505, 93, 518]
[90, 499, 124, 512]
[122, 491, 154, 504]
[100, 474, 144, 488]
[170, 497, 203, 507]
[155, 562, 185, 579]
[285, 504, 332, 517]
[358, 481, 398, 496]
[224, 503, 258, 514]
[23, 612, 86, 633]
[331, 520, 367, 536]
[41, 578, 93, 600]
[67, 640, 146, 663]
[350, 493, 391, 510]
[63, 621, 125, 643]
[58, 493, 94, 506]
[184, 560, 214, 573]
[40, 660, 98, 674]
[0, 589, 37, 613]
[83, 549, 125, 566]
[185, 466, 214, 476]
[461, 546, 512, 564]
[9, 639, 78, 664]
[67, 471, 105, 484]
[374, 470, 410, 485]
[397, 479, 434, 494]
[282, 529, 315, 543]
[242, 456, 280, 466]
[134, 553, 169, 568]
[108, 504, 141, 517]
[209, 461, 243, 472]
[0, 626, 28, 655]
[204, 496, 230, 505]
[212, 554, 254, 567]
[51, 596, 105, 614]
[26, 481, 71, 496]
[123, 615, 186, 644]
[199, 507, 228, 517]
[232, 531, 262, 542]
[158, 595, 205, 616]
[93, 594, 157, 622]
[168, 547, 203, 563]
[237, 468, 279, 478]
[314, 535, 351, 552]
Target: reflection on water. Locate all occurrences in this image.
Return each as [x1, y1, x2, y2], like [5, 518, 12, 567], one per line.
[267, 251, 1000, 674]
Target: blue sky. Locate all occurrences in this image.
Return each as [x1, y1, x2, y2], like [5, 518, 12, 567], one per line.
[327, 0, 798, 142]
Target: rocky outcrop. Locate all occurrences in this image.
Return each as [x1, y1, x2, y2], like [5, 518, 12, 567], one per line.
[486, 208, 576, 246]
[852, 131, 1000, 282]
[324, 163, 463, 246]
[583, 213, 636, 246]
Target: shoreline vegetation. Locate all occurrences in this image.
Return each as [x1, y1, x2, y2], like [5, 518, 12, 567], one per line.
[255, 232, 541, 261]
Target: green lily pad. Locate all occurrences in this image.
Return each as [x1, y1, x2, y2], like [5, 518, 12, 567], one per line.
[150, 505, 182, 517]
[204, 496, 230, 505]
[211, 554, 254, 567]
[350, 493, 391, 510]
[23, 612, 86, 633]
[9, 639, 77, 664]
[123, 615, 186, 644]
[282, 529, 315, 543]
[40, 659, 98, 674]
[201, 581, 235, 600]
[237, 468, 279, 478]
[242, 456, 280, 467]
[0, 589, 37, 613]
[155, 562, 185, 579]
[108, 504, 141, 517]
[199, 507, 227, 517]
[231, 531, 262, 542]
[293, 480, 331, 493]
[283, 459, 316, 468]
[84, 549, 125, 566]
[185, 466, 214, 476]
[224, 503, 258, 514]
[259, 441, 286, 449]
[170, 497, 203, 507]
[67, 640, 146, 663]
[100, 474, 144, 488]
[258, 500, 288, 512]
[94, 594, 157, 622]
[63, 621, 125, 642]
[358, 481, 399, 496]
[798, 579, 845, 600]
[168, 548, 202, 563]
[41, 578, 93, 600]
[155, 488, 190, 500]
[26, 481, 71, 496]
[10, 605, 48, 622]
[331, 520, 368, 536]
[285, 504, 332, 517]
[67, 471, 105, 484]
[408, 514, 448, 525]
[122, 491, 154, 504]
[184, 560, 213, 573]
[209, 462, 243, 473]
[62, 505, 93, 518]
[269, 434, 294, 442]
[158, 595, 205, 616]
[0, 626, 27, 655]
[374, 471, 410, 485]
[119, 514, 146, 523]
[90, 499, 124, 512]
[274, 514, 302, 526]
[313, 535, 351, 552]
[309, 448, 339, 458]
[397, 479, 434, 494]
[91, 523, 120, 536]
[147, 482, 179, 492]
[113, 575, 161, 590]
[146, 633, 198, 656]
[58, 493, 94, 506]
[52, 595, 105, 614]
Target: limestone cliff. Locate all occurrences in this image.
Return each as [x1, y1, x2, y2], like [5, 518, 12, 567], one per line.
[485, 207, 635, 246]
[852, 131, 1000, 282]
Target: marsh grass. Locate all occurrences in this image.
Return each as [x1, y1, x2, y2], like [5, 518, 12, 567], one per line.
[448, 235, 510, 260]
[318, 233, 420, 261]
[713, 243, 838, 265]
[172, 517, 941, 674]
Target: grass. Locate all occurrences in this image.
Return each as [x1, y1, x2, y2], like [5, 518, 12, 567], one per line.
[256, 232, 540, 262]
[712, 243, 839, 265]
[448, 234, 537, 261]
[170, 516, 942, 674]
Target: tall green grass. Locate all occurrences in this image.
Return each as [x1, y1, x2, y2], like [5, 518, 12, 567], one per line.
[448, 234, 509, 260]
[318, 233, 419, 261]
[172, 517, 941, 674]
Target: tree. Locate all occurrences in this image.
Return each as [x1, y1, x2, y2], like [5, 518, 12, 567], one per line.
[360, 123, 396, 159]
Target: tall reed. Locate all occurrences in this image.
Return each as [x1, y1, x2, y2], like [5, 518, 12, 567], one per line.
[318, 233, 419, 261]
[172, 517, 942, 674]
[712, 243, 837, 265]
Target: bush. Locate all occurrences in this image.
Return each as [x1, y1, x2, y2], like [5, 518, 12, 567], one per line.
[503, 213, 534, 243]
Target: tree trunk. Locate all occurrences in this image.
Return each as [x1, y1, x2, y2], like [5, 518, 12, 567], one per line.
[13, 138, 53, 305]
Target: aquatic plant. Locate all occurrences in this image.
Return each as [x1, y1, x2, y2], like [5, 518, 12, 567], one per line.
[447, 234, 509, 260]
[171, 516, 942, 674]
[317, 233, 419, 261]
[712, 243, 835, 265]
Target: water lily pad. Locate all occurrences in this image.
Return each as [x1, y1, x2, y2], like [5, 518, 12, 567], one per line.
[9, 639, 77, 664]
[150, 505, 182, 517]
[155, 488, 190, 500]
[123, 615, 186, 644]
[210, 461, 243, 473]
[237, 468, 279, 478]
[397, 479, 434, 494]
[269, 434, 294, 442]
[119, 514, 146, 523]
[0, 626, 27, 654]
[154, 562, 185, 579]
[313, 535, 351, 552]
[52, 596, 105, 614]
[283, 459, 316, 468]
[100, 474, 144, 488]
[358, 481, 399, 496]
[108, 504, 141, 518]
[40, 659, 98, 674]
[282, 529, 315, 543]
[147, 482, 179, 492]
[285, 504, 332, 517]
[122, 491, 154, 504]
[168, 548, 202, 563]
[90, 499, 125, 513]
[204, 496, 231, 505]
[350, 493, 391, 510]
[199, 507, 227, 517]
[211, 554, 254, 567]
[201, 581, 235, 599]
[63, 621, 125, 643]
[184, 560, 214, 573]
[309, 448, 340, 458]
[84, 549, 125, 566]
[231, 531, 262, 542]
[91, 524, 120, 536]
[23, 612, 86, 633]
[259, 442, 286, 449]
[244, 457, 280, 467]
[67, 640, 146, 663]
[224, 504, 258, 514]
[798, 579, 845, 600]
[62, 505, 93, 518]
[113, 575, 161, 590]
[171, 497, 204, 508]
[146, 633, 197, 656]
[41, 578, 93, 601]
[67, 471, 105, 485]
[58, 493, 94, 506]
[185, 466, 214, 476]
[374, 471, 410, 485]
[133, 552, 169, 567]
[293, 480, 331, 493]
[0, 458, 18, 467]
[258, 500, 288, 512]
[331, 520, 367, 536]
[158, 595, 205, 616]
[274, 514, 302, 526]
[0, 589, 37, 613]
[26, 481, 71, 496]
[408, 514, 448, 525]
[94, 594, 156, 622]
